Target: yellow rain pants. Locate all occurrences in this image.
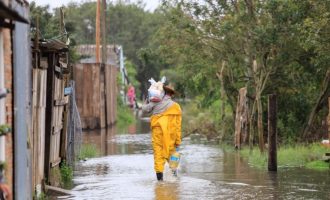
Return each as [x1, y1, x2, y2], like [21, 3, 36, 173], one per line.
[150, 103, 182, 173]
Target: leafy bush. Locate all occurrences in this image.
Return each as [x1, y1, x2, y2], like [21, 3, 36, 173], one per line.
[116, 100, 136, 130]
[60, 161, 73, 189]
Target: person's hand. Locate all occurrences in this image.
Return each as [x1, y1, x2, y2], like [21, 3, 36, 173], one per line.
[175, 146, 180, 152]
[0, 183, 12, 200]
[144, 98, 149, 104]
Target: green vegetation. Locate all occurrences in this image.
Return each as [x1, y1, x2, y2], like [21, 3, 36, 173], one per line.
[0, 161, 6, 171]
[38, 193, 48, 200]
[240, 148, 267, 169]
[30, 1, 168, 99]
[154, 0, 330, 147]
[240, 144, 329, 170]
[0, 124, 11, 136]
[306, 161, 329, 170]
[78, 144, 100, 160]
[125, 60, 141, 98]
[34, 192, 48, 200]
[181, 100, 233, 141]
[117, 100, 136, 131]
[60, 161, 73, 189]
[30, 0, 329, 159]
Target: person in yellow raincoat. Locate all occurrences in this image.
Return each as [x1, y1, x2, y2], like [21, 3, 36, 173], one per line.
[142, 84, 182, 181]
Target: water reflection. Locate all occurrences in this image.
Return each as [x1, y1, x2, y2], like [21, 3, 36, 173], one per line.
[81, 126, 116, 156]
[81, 116, 151, 156]
[154, 182, 179, 200]
[66, 119, 330, 200]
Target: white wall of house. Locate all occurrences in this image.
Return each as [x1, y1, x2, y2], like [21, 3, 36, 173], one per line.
[0, 30, 5, 162]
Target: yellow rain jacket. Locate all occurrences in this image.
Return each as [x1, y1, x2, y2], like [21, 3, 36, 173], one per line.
[150, 103, 182, 173]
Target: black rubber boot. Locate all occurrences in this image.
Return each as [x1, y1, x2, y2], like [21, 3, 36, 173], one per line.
[172, 169, 177, 177]
[156, 172, 163, 181]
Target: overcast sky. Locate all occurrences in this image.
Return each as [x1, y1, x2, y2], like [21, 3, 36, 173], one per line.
[31, 0, 160, 12]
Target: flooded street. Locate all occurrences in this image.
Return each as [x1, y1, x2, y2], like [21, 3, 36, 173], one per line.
[61, 119, 330, 200]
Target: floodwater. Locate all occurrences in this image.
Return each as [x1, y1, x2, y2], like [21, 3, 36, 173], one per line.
[61, 117, 330, 200]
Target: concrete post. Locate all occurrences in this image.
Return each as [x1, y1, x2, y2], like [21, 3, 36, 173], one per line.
[13, 3, 32, 199]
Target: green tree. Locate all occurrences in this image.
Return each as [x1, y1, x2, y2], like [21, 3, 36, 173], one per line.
[156, 0, 329, 147]
[30, 1, 60, 39]
[62, 1, 167, 98]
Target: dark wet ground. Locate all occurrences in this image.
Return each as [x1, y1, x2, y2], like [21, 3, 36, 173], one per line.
[60, 118, 330, 200]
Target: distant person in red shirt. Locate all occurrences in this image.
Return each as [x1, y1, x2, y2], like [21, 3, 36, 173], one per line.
[127, 84, 136, 108]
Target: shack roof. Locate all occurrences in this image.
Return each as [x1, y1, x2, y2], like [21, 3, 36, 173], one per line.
[75, 45, 119, 66]
[32, 38, 68, 52]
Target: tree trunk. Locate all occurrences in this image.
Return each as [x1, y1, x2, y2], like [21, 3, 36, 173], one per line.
[302, 69, 330, 139]
[216, 61, 227, 141]
[234, 87, 248, 149]
[220, 62, 226, 141]
[249, 100, 256, 150]
[252, 59, 266, 152]
[256, 92, 265, 152]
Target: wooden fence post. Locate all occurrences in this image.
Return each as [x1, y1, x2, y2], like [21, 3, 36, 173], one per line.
[268, 94, 277, 171]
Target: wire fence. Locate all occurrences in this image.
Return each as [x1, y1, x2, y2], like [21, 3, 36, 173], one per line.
[66, 80, 82, 167]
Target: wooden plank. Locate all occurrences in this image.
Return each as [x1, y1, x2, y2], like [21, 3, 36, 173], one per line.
[82, 65, 90, 118]
[108, 65, 116, 125]
[52, 125, 63, 135]
[106, 65, 117, 126]
[39, 70, 47, 182]
[32, 68, 48, 189]
[50, 158, 61, 168]
[40, 70, 47, 106]
[39, 58, 48, 69]
[54, 97, 68, 106]
[56, 133, 61, 161]
[32, 52, 39, 69]
[52, 74, 65, 165]
[112, 66, 117, 124]
[105, 64, 110, 126]
[37, 106, 46, 184]
[45, 185, 72, 196]
[44, 53, 55, 181]
[99, 64, 106, 128]
[60, 73, 70, 159]
[74, 63, 105, 129]
[93, 64, 101, 117]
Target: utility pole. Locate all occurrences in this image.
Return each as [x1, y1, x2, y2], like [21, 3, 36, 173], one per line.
[95, 0, 101, 63]
[60, 8, 63, 36]
[101, 0, 107, 64]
